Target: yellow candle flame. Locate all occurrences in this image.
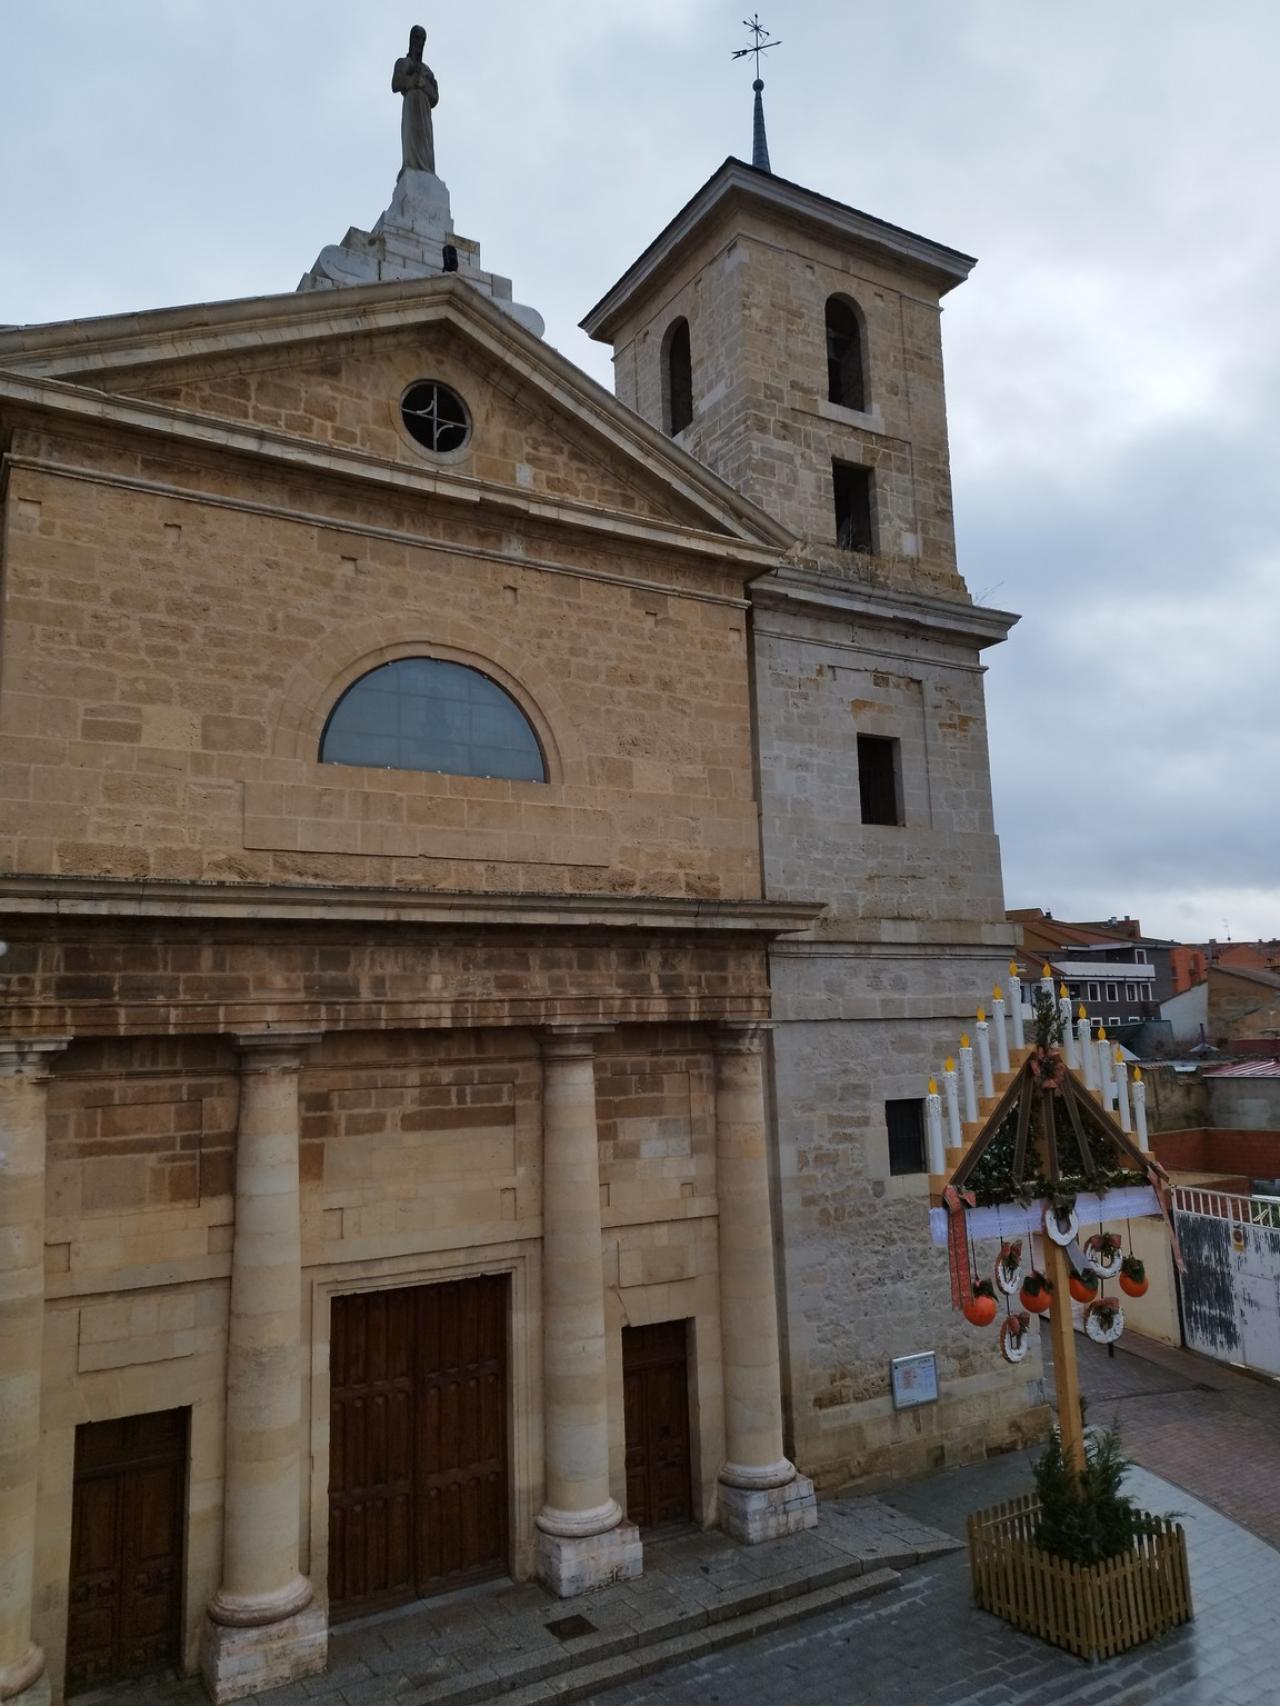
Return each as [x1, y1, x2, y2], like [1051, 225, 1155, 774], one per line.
[1133, 1066, 1143, 1083]
[1059, 983, 1069, 999]
[1098, 1025, 1107, 1039]
[977, 1007, 986, 1023]
[945, 1057, 956, 1072]
[993, 985, 1003, 1003]
[928, 1077, 939, 1096]
[1009, 960, 1019, 977]
[960, 1033, 970, 1049]
[1077, 1004, 1087, 1020]
[1042, 962, 1052, 978]
[1114, 1046, 1124, 1063]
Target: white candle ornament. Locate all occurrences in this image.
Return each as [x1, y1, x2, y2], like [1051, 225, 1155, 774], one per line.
[976, 1010, 995, 1100]
[1132, 1068, 1149, 1148]
[992, 987, 1011, 1075]
[925, 1079, 946, 1174]
[1114, 1047, 1132, 1132]
[1008, 962, 1026, 1049]
[943, 1058, 962, 1150]
[1059, 986, 1078, 1069]
[959, 1035, 978, 1123]
[1077, 1008, 1097, 1090]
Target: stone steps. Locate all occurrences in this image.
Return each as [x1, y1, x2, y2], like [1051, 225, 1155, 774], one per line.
[397, 1565, 902, 1705]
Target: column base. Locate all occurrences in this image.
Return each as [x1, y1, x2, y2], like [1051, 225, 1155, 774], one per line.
[719, 1472, 818, 1543]
[1, 1679, 49, 1706]
[0, 1643, 49, 1706]
[200, 1601, 327, 1703]
[536, 1520, 643, 1598]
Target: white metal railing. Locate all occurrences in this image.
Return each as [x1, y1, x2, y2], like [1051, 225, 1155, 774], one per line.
[1172, 1184, 1280, 1229]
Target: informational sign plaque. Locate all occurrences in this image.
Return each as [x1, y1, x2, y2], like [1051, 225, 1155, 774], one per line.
[890, 1351, 939, 1410]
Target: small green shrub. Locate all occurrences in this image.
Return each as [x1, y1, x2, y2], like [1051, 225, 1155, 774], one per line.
[1032, 1425, 1140, 1566]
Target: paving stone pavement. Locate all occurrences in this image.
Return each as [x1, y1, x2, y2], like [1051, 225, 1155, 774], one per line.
[1060, 1332, 1280, 1553]
[77, 1494, 961, 1706]
[587, 1452, 1280, 1706]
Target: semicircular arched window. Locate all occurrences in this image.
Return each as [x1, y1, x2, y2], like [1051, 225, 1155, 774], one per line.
[320, 658, 547, 782]
[825, 295, 866, 412]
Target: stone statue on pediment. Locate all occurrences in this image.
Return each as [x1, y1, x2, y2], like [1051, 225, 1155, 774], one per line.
[394, 25, 439, 176]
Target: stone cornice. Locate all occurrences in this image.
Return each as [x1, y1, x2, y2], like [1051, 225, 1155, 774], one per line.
[0, 274, 792, 554]
[749, 565, 1019, 651]
[0, 875, 823, 937]
[582, 158, 978, 342]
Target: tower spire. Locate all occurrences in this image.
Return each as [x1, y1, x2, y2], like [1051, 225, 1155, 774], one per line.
[731, 14, 780, 174]
[751, 78, 771, 173]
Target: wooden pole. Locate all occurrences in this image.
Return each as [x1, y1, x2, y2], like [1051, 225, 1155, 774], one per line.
[1043, 1237, 1086, 1474]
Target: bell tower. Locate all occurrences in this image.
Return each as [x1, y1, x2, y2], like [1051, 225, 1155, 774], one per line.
[583, 159, 1034, 1490]
[581, 159, 976, 602]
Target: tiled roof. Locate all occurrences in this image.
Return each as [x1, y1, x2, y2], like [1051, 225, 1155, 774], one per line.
[1202, 1059, 1280, 1079]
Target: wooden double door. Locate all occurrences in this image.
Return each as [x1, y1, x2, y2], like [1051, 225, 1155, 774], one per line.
[328, 1275, 509, 1620]
[623, 1320, 693, 1530]
[66, 1409, 187, 1695]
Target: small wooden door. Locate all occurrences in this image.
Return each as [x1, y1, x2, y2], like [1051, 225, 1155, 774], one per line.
[329, 1275, 509, 1621]
[622, 1320, 693, 1529]
[66, 1409, 187, 1696]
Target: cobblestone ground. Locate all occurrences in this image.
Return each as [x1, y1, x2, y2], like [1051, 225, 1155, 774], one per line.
[589, 1453, 1280, 1706]
[1063, 1333, 1280, 1552]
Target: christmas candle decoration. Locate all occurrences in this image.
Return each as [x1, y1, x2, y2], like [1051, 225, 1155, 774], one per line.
[959, 1034, 978, 1123]
[1039, 961, 1056, 1004]
[1114, 1046, 1132, 1132]
[1132, 1066, 1149, 1148]
[976, 1008, 995, 1100]
[992, 986, 1011, 1074]
[925, 1078, 946, 1173]
[943, 1057, 962, 1149]
[1077, 1006, 1097, 1090]
[1059, 984, 1078, 1069]
[1008, 960, 1026, 1048]
[1095, 1026, 1113, 1108]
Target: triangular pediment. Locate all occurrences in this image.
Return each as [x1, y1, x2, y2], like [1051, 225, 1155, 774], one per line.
[0, 277, 790, 552]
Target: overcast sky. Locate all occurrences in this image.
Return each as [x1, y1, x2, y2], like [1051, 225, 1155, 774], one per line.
[4, 2, 1277, 944]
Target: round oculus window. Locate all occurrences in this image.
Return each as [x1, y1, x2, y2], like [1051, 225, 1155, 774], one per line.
[400, 380, 470, 454]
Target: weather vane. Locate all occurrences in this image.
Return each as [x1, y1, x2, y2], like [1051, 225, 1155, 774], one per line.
[731, 14, 779, 173]
[731, 14, 780, 80]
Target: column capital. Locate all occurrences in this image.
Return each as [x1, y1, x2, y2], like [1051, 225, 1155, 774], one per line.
[231, 1030, 321, 1073]
[0, 1037, 71, 1082]
[712, 1021, 773, 1057]
[539, 1024, 614, 1061]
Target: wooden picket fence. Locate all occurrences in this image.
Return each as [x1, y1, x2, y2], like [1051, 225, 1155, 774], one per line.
[968, 1494, 1192, 1661]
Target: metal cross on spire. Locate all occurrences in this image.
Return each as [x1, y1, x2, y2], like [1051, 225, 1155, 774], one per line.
[731, 14, 780, 174]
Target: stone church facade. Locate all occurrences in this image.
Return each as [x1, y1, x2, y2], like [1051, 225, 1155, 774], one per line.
[0, 64, 1042, 1706]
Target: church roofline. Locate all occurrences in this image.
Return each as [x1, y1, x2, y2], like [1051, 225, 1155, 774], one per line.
[0, 273, 794, 556]
[581, 158, 978, 342]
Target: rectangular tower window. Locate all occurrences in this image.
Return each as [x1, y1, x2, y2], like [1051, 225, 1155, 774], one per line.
[833, 460, 874, 553]
[857, 734, 902, 826]
[885, 1098, 926, 1175]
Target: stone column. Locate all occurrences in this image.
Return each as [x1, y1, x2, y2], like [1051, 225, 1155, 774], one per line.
[535, 1026, 642, 1596]
[0, 1039, 68, 1706]
[201, 1033, 326, 1703]
[713, 1023, 816, 1542]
